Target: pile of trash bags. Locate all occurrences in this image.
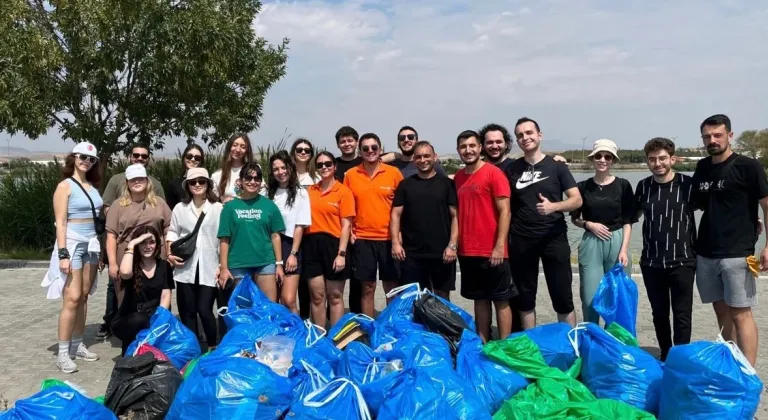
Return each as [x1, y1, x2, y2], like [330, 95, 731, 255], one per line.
[2, 273, 764, 419]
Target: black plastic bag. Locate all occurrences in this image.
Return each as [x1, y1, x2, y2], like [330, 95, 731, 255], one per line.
[104, 353, 184, 420]
[413, 293, 470, 357]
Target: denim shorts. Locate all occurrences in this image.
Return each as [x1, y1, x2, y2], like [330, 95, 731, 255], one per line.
[230, 264, 277, 279]
[70, 241, 99, 270]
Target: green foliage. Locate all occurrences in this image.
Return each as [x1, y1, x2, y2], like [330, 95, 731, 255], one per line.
[0, 0, 288, 161]
[735, 129, 768, 165]
[441, 158, 462, 175]
[0, 164, 60, 252]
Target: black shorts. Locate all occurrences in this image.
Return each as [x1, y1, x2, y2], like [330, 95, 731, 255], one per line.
[508, 232, 574, 314]
[281, 234, 301, 275]
[458, 256, 517, 301]
[400, 256, 456, 292]
[301, 233, 350, 281]
[352, 239, 399, 282]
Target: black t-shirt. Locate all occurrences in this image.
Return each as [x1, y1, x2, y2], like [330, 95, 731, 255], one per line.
[392, 174, 458, 258]
[571, 177, 635, 231]
[693, 153, 768, 258]
[119, 259, 175, 316]
[335, 156, 363, 182]
[493, 157, 515, 173]
[165, 177, 186, 212]
[505, 155, 578, 237]
[634, 174, 697, 268]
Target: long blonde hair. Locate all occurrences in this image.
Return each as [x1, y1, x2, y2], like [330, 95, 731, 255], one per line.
[119, 178, 159, 207]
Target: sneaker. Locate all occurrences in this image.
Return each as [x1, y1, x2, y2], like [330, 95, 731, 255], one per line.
[72, 343, 99, 362]
[96, 324, 111, 339]
[57, 354, 78, 374]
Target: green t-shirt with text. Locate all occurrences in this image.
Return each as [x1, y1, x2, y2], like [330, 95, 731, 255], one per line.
[217, 196, 285, 269]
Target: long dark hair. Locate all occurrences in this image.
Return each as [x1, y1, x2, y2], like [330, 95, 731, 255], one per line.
[130, 225, 162, 293]
[181, 144, 205, 176]
[60, 153, 101, 187]
[218, 133, 253, 196]
[290, 138, 317, 182]
[181, 177, 219, 205]
[267, 150, 300, 208]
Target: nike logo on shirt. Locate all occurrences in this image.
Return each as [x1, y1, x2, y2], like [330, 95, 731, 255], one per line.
[516, 171, 550, 189]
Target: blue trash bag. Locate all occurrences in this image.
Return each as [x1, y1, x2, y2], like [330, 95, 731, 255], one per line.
[659, 339, 763, 419]
[166, 355, 293, 419]
[227, 273, 270, 310]
[124, 306, 202, 370]
[508, 322, 577, 371]
[288, 320, 342, 370]
[357, 357, 407, 416]
[370, 320, 426, 350]
[575, 322, 663, 414]
[213, 321, 282, 357]
[456, 330, 528, 415]
[289, 355, 334, 404]
[287, 378, 372, 420]
[377, 366, 491, 420]
[376, 327, 452, 370]
[375, 284, 476, 333]
[328, 313, 376, 340]
[221, 275, 297, 329]
[340, 341, 378, 384]
[592, 263, 638, 336]
[0, 385, 116, 420]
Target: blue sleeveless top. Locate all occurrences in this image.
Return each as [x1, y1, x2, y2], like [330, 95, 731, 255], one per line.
[66, 178, 104, 219]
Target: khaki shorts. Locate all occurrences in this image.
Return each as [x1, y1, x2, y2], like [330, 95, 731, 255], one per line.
[696, 255, 757, 308]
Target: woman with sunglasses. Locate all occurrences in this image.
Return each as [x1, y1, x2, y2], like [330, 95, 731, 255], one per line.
[217, 163, 286, 333]
[303, 152, 355, 327]
[290, 138, 318, 188]
[167, 168, 222, 350]
[212, 133, 254, 203]
[45, 142, 103, 373]
[267, 151, 311, 314]
[166, 144, 205, 211]
[570, 139, 636, 324]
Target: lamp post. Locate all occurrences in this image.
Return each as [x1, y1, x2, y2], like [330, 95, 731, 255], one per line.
[581, 136, 588, 163]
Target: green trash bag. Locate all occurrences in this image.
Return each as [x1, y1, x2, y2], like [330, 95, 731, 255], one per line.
[40, 378, 105, 404]
[484, 335, 655, 420]
[605, 322, 639, 347]
[181, 350, 212, 379]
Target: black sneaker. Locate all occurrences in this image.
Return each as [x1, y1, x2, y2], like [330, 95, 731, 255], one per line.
[96, 323, 111, 339]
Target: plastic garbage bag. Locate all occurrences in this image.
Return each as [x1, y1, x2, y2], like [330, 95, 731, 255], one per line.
[219, 274, 295, 329]
[413, 293, 471, 356]
[340, 341, 378, 384]
[39, 378, 103, 404]
[255, 335, 296, 377]
[104, 353, 183, 420]
[124, 306, 202, 370]
[213, 320, 282, 357]
[605, 322, 639, 347]
[329, 313, 376, 347]
[573, 322, 662, 414]
[289, 358, 333, 404]
[288, 319, 342, 370]
[135, 343, 171, 362]
[180, 351, 210, 379]
[374, 283, 424, 328]
[287, 378, 372, 420]
[507, 322, 577, 371]
[166, 355, 292, 420]
[456, 330, 528, 415]
[659, 338, 763, 419]
[377, 366, 491, 420]
[376, 327, 452, 370]
[0, 385, 116, 420]
[357, 358, 406, 416]
[370, 320, 426, 350]
[592, 263, 638, 336]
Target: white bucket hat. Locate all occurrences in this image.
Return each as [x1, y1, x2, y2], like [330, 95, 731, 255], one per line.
[588, 139, 620, 160]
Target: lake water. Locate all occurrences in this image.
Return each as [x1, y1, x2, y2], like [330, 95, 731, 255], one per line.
[565, 171, 766, 259]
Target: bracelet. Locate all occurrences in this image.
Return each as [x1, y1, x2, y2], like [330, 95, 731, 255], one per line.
[58, 248, 70, 260]
[275, 260, 284, 266]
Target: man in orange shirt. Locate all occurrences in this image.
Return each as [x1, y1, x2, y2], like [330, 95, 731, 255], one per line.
[344, 133, 404, 317]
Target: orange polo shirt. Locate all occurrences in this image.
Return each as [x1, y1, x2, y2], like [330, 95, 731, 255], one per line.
[343, 162, 404, 240]
[306, 180, 356, 238]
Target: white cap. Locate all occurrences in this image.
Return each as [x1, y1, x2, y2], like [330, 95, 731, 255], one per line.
[72, 142, 98, 158]
[125, 163, 148, 180]
[588, 139, 620, 160]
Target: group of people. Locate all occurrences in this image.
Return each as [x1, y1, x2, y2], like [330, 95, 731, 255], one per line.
[44, 113, 767, 376]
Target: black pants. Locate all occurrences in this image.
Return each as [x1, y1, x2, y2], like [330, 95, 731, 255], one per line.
[103, 276, 118, 326]
[299, 273, 311, 319]
[177, 266, 218, 347]
[111, 312, 151, 356]
[640, 265, 695, 359]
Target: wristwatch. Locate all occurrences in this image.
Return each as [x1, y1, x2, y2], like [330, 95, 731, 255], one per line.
[290, 250, 298, 256]
[447, 243, 458, 251]
[338, 250, 347, 257]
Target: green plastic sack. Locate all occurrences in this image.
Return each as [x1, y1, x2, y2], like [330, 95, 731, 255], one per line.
[40, 378, 105, 405]
[181, 350, 212, 379]
[606, 322, 639, 347]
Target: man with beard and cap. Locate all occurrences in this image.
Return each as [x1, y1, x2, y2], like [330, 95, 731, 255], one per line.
[384, 126, 447, 177]
[390, 141, 458, 300]
[692, 114, 768, 367]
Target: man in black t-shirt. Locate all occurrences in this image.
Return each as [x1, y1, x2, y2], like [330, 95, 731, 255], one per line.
[506, 117, 582, 329]
[634, 137, 697, 361]
[390, 141, 458, 299]
[692, 114, 768, 367]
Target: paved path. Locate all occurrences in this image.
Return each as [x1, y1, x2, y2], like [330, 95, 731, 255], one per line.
[0, 268, 766, 417]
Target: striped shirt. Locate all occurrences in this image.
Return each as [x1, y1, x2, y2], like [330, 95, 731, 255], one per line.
[634, 173, 697, 268]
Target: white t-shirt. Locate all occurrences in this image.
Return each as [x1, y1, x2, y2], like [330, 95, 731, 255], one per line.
[211, 167, 242, 198]
[298, 171, 318, 189]
[272, 187, 311, 238]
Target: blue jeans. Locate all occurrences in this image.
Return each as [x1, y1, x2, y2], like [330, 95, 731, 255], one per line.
[230, 264, 277, 278]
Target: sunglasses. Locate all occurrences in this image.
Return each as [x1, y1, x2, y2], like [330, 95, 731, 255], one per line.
[76, 154, 98, 164]
[294, 147, 312, 155]
[188, 178, 208, 186]
[361, 144, 380, 153]
[398, 134, 416, 142]
[594, 153, 614, 161]
[132, 153, 150, 160]
[242, 175, 262, 183]
[316, 161, 334, 169]
[185, 154, 203, 162]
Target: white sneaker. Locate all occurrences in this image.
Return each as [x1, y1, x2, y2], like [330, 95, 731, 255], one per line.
[72, 343, 99, 362]
[57, 354, 78, 374]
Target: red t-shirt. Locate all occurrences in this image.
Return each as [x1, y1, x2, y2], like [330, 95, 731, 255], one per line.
[454, 163, 511, 258]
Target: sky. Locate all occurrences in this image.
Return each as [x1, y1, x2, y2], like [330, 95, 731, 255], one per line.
[3, 0, 768, 156]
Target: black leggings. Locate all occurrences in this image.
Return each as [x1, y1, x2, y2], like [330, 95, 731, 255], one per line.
[112, 312, 151, 356]
[177, 265, 218, 347]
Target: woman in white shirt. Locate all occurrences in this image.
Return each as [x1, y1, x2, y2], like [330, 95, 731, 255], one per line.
[211, 133, 254, 202]
[290, 138, 318, 188]
[166, 168, 223, 349]
[267, 151, 311, 314]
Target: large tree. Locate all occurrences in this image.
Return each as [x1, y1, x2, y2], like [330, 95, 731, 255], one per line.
[0, 0, 288, 162]
[735, 129, 768, 160]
